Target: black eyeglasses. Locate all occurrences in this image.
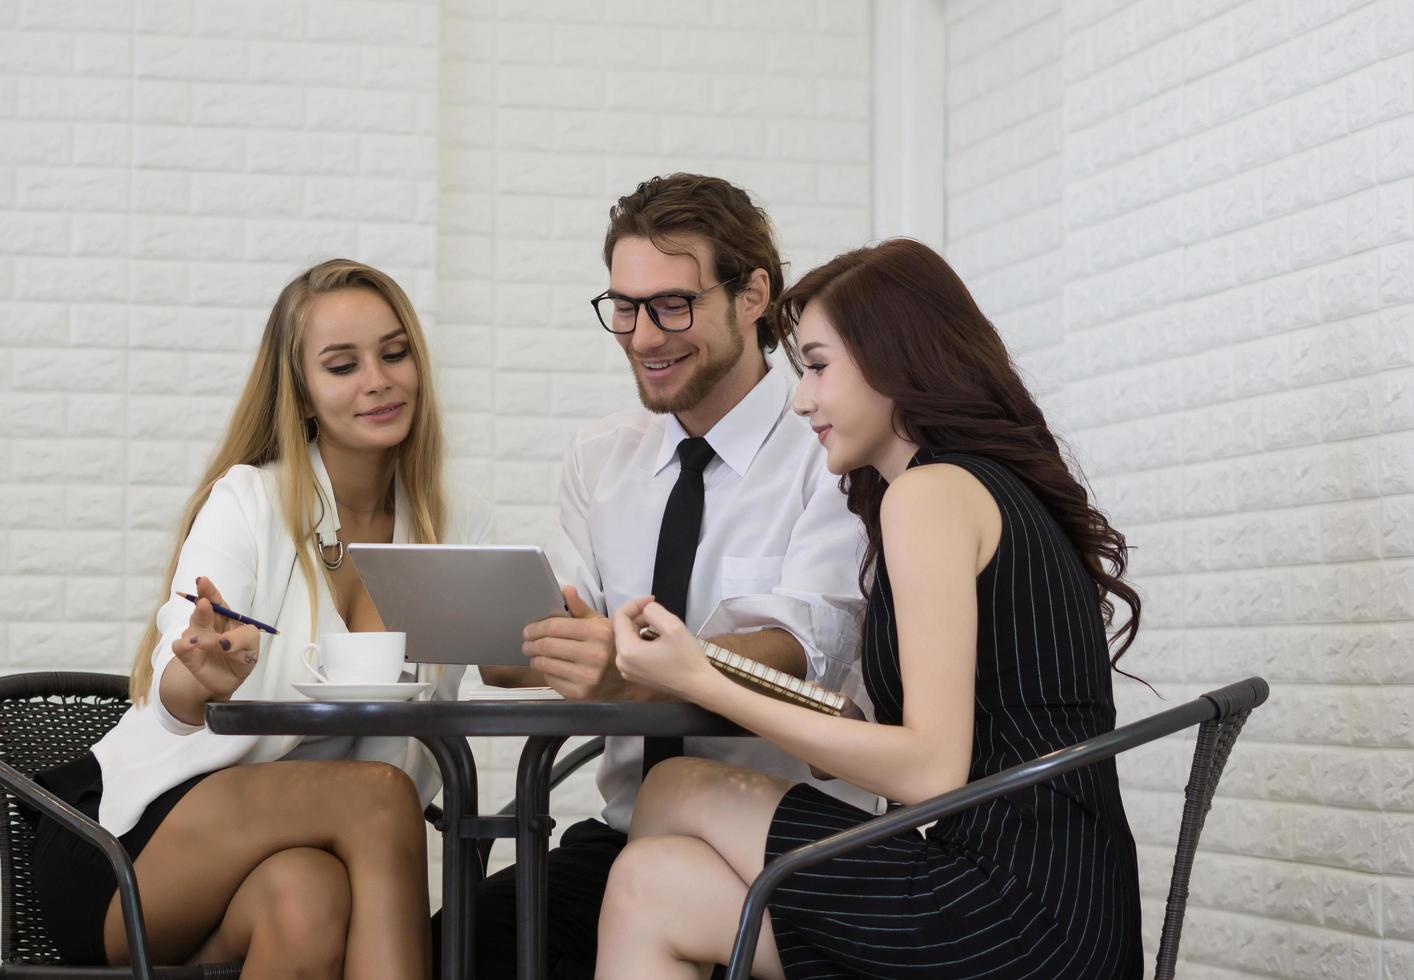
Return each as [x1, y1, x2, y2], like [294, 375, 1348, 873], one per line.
[590, 276, 740, 334]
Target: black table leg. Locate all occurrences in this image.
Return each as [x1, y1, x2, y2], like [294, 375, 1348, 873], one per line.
[515, 735, 567, 980]
[451, 736, 481, 977]
[421, 735, 480, 980]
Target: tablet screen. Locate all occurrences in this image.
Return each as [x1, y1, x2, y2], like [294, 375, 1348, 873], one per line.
[350, 544, 568, 666]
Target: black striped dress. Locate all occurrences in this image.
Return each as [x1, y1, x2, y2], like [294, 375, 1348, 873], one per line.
[762, 451, 1143, 978]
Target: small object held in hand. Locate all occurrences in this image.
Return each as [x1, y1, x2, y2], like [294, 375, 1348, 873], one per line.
[637, 625, 847, 716]
[176, 592, 280, 636]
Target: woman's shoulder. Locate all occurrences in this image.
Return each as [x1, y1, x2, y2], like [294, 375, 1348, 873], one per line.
[908, 450, 1028, 498]
[881, 456, 1000, 544]
[910, 448, 1002, 475]
[201, 462, 275, 509]
[884, 459, 990, 510]
[184, 463, 288, 549]
[205, 462, 281, 514]
[214, 459, 275, 489]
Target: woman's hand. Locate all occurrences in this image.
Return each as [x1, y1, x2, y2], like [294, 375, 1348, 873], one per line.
[611, 597, 716, 701]
[171, 576, 262, 703]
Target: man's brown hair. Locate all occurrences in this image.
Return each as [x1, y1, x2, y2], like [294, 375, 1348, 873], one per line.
[603, 173, 785, 351]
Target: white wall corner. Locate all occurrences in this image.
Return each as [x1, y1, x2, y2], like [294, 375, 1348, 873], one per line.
[870, 0, 947, 250]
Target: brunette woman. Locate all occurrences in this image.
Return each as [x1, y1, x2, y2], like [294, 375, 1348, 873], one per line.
[596, 239, 1144, 979]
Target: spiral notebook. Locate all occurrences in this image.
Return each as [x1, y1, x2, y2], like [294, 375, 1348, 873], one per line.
[639, 627, 846, 716]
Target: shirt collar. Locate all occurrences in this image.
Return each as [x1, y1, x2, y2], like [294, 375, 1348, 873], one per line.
[308, 439, 409, 544]
[309, 440, 342, 548]
[651, 365, 792, 478]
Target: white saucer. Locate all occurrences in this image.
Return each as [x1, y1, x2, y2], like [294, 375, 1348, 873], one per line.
[462, 686, 564, 701]
[293, 681, 432, 702]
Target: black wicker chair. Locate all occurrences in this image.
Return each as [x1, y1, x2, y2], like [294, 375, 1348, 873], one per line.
[0, 671, 608, 979]
[0, 671, 240, 980]
[724, 676, 1270, 980]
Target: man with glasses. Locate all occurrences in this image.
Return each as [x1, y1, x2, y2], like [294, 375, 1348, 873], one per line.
[474, 173, 872, 978]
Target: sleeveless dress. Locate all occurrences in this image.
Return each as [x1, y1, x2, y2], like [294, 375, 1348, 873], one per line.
[762, 451, 1144, 979]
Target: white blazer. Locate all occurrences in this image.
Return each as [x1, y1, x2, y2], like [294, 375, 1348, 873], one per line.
[91, 443, 492, 836]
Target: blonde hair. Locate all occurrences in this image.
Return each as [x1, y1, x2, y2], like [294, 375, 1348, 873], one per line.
[130, 259, 447, 702]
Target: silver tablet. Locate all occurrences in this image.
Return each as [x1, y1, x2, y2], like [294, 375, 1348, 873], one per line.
[349, 544, 568, 666]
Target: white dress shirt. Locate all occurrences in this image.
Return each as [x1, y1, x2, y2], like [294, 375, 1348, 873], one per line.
[91, 442, 492, 837]
[546, 365, 878, 831]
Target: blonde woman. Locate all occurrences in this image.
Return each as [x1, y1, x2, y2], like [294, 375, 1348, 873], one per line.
[24, 260, 490, 978]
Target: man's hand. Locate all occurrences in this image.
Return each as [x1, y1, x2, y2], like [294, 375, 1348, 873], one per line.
[523, 585, 632, 701]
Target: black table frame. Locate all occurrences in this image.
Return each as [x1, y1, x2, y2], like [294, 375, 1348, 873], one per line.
[206, 700, 744, 980]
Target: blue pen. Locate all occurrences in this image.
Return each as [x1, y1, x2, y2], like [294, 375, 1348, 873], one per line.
[175, 592, 281, 636]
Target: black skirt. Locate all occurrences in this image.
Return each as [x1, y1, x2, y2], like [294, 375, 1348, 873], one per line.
[23, 752, 209, 966]
[762, 783, 1143, 979]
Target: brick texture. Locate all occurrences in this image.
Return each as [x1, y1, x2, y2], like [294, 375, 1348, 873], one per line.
[0, 0, 871, 889]
[0, 0, 442, 671]
[942, 0, 1414, 975]
[439, 0, 872, 866]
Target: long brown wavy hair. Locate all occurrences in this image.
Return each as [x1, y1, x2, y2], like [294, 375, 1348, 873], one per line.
[778, 238, 1141, 666]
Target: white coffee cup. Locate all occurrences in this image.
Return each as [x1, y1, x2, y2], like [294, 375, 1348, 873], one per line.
[301, 632, 408, 685]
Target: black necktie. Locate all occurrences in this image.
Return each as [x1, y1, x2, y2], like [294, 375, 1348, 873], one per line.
[642, 436, 716, 777]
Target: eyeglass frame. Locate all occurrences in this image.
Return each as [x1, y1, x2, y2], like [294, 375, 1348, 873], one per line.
[590, 275, 742, 334]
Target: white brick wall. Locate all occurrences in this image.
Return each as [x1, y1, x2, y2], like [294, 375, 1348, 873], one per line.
[438, 0, 873, 865]
[17, 0, 1413, 967]
[0, 0, 441, 675]
[942, 0, 1414, 975]
[0, 0, 871, 890]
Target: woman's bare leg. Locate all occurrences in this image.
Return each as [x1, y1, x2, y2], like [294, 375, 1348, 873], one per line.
[184, 847, 350, 977]
[597, 835, 785, 980]
[631, 756, 794, 882]
[101, 759, 430, 979]
[597, 757, 797, 978]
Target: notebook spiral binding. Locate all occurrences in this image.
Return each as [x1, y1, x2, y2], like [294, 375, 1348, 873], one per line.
[700, 640, 846, 716]
[635, 625, 845, 716]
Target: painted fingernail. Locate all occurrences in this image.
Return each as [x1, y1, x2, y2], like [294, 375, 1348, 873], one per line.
[219, 638, 231, 651]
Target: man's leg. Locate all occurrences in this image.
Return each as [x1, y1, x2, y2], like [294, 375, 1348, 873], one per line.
[474, 818, 627, 980]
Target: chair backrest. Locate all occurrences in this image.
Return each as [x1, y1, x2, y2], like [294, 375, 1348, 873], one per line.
[0, 671, 131, 964]
[722, 677, 1269, 980]
[1153, 704, 1254, 980]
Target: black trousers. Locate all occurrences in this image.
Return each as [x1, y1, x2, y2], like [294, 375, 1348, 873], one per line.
[437, 817, 734, 978]
[466, 817, 627, 980]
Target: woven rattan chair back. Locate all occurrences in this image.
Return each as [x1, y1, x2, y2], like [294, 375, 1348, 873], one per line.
[1153, 709, 1254, 979]
[0, 672, 131, 965]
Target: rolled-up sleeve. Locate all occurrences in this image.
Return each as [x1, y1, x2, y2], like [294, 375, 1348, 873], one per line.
[544, 435, 607, 614]
[697, 462, 865, 693]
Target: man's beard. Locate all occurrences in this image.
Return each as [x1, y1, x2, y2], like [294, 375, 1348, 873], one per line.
[630, 320, 747, 415]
